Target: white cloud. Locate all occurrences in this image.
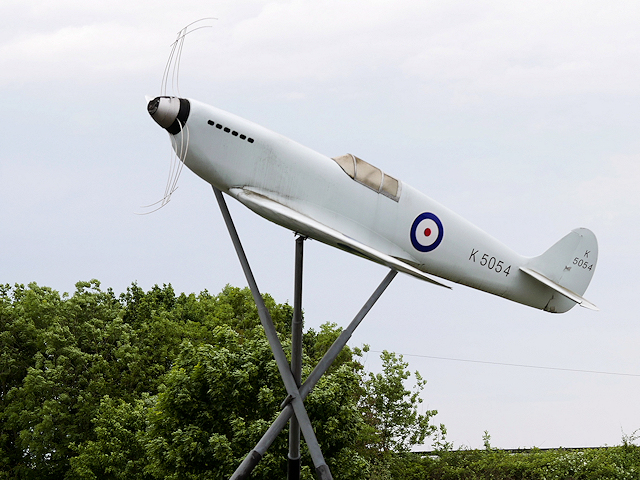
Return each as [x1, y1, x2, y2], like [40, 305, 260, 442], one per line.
[0, 0, 218, 86]
[400, 1, 640, 97]
[571, 154, 640, 223]
[3, 0, 640, 99]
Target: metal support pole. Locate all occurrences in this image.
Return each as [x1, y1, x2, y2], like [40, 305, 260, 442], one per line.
[288, 235, 305, 480]
[231, 268, 398, 480]
[213, 187, 332, 480]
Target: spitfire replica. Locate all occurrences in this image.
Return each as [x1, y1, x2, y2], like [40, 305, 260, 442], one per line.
[147, 93, 598, 313]
[147, 24, 597, 480]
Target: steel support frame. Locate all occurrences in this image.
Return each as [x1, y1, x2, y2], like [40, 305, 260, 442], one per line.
[287, 235, 305, 480]
[213, 187, 397, 480]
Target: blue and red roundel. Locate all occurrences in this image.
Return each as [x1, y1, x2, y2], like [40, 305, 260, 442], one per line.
[410, 212, 444, 252]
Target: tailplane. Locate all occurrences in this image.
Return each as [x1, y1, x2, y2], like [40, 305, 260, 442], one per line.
[521, 228, 598, 313]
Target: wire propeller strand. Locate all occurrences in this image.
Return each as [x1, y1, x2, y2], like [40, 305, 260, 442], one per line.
[161, 18, 216, 97]
[140, 19, 214, 215]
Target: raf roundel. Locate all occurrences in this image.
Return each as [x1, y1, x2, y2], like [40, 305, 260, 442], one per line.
[410, 212, 444, 252]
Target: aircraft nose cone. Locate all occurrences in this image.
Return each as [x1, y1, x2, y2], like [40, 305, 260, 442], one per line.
[147, 96, 191, 135]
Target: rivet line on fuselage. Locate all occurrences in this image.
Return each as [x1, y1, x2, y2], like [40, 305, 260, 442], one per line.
[207, 120, 255, 143]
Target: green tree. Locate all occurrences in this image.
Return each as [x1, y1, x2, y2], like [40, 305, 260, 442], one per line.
[1, 280, 440, 480]
[68, 395, 154, 480]
[359, 349, 437, 457]
[0, 280, 124, 479]
[66, 284, 294, 480]
[143, 322, 368, 480]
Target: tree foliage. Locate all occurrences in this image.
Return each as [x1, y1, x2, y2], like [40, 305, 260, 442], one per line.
[0, 281, 436, 479]
[2, 280, 639, 479]
[360, 349, 437, 456]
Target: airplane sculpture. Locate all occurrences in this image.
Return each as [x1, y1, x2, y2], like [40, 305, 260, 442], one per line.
[147, 95, 597, 313]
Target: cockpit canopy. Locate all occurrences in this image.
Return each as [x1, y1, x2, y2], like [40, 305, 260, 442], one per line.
[332, 154, 401, 201]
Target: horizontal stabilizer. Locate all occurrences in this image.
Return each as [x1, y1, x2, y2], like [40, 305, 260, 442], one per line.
[520, 266, 598, 311]
[230, 187, 450, 289]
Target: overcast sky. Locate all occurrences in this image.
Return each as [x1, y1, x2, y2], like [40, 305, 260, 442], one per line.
[2, 0, 639, 450]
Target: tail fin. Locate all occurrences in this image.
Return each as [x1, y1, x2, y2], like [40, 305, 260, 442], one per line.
[521, 228, 598, 313]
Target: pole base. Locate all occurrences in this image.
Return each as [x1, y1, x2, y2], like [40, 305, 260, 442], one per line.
[287, 455, 301, 480]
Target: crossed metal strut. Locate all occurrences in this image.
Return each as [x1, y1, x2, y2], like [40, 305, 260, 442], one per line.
[213, 187, 397, 480]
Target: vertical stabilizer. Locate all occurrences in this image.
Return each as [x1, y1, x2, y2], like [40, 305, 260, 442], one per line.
[522, 228, 598, 312]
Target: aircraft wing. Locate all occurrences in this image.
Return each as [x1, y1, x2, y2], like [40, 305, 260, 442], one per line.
[230, 187, 450, 289]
